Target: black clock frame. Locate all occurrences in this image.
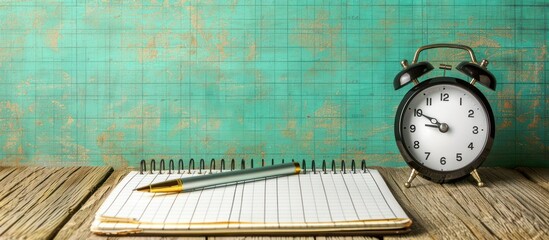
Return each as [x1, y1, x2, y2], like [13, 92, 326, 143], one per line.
[394, 77, 495, 183]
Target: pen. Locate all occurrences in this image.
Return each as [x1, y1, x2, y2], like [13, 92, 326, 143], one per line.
[134, 162, 301, 193]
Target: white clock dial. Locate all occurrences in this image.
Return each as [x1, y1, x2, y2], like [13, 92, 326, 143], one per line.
[400, 84, 489, 171]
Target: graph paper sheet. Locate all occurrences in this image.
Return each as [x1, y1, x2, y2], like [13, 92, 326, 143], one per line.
[91, 169, 410, 235]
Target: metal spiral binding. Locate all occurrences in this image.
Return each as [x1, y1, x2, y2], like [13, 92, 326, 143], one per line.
[209, 159, 216, 174]
[230, 159, 235, 171]
[220, 159, 225, 172]
[168, 159, 174, 174]
[149, 159, 156, 174]
[199, 159, 205, 174]
[140, 159, 146, 174]
[159, 159, 165, 174]
[178, 159, 184, 174]
[139, 158, 368, 175]
[188, 158, 195, 173]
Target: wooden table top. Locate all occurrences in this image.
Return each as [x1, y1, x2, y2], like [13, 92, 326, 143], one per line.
[0, 166, 547, 240]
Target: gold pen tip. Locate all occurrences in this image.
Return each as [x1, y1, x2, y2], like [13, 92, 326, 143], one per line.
[134, 186, 150, 192]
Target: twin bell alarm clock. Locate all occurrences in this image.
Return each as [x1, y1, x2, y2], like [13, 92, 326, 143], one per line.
[393, 44, 496, 188]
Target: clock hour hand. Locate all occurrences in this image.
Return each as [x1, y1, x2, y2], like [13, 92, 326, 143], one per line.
[422, 114, 449, 133]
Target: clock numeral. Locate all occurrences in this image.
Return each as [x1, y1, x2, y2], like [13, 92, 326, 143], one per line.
[468, 142, 474, 150]
[426, 98, 432, 106]
[440, 157, 447, 165]
[468, 110, 475, 118]
[472, 126, 479, 134]
[456, 153, 463, 161]
[414, 109, 423, 117]
[440, 93, 449, 102]
[424, 152, 430, 160]
[460, 97, 463, 106]
[410, 124, 416, 133]
[413, 141, 420, 149]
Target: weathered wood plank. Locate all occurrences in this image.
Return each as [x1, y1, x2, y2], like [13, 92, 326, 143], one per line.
[54, 169, 130, 240]
[210, 237, 314, 240]
[378, 167, 496, 240]
[0, 167, 18, 182]
[0, 166, 112, 240]
[0, 167, 67, 235]
[449, 168, 544, 238]
[378, 167, 549, 240]
[317, 236, 379, 240]
[516, 167, 549, 191]
[55, 169, 205, 240]
[0, 167, 46, 201]
[209, 235, 377, 239]
[458, 168, 548, 239]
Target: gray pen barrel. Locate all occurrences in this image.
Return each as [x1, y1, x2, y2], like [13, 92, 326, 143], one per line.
[183, 162, 300, 191]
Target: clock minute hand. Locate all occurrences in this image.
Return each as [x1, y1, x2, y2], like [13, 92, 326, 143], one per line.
[421, 113, 449, 133]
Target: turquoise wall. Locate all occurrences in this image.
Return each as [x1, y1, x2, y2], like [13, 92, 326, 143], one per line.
[0, 1, 547, 168]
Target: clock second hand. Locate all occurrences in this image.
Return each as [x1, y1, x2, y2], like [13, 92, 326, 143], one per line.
[422, 114, 449, 133]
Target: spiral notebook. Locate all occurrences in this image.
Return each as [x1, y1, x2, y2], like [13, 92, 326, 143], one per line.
[91, 159, 411, 236]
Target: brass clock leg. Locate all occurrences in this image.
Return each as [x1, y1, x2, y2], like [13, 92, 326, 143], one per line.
[404, 169, 419, 188]
[470, 169, 484, 187]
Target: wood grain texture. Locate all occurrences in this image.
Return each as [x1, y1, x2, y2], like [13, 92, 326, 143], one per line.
[516, 167, 549, 191]
[0, 166, 112, 240]
[377, 167, 549, 240]
[210, 237, 314, 240]
[209, 236, 376, 240]
[316, 236, 378, 240]
[54, 169, 205, 240]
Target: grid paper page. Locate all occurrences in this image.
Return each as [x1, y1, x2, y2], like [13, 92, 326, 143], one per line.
[93, 169, 408, 233]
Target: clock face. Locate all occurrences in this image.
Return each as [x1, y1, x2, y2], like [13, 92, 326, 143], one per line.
[396, 78, 494, 176]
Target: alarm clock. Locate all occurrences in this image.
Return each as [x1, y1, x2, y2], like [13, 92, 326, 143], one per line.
[393, 44, 496, 188]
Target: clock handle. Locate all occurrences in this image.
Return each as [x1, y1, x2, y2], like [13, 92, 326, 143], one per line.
[411, 43, 478, 64]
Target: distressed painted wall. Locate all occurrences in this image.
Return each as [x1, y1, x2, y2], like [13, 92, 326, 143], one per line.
[0, 1, 547, 168]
